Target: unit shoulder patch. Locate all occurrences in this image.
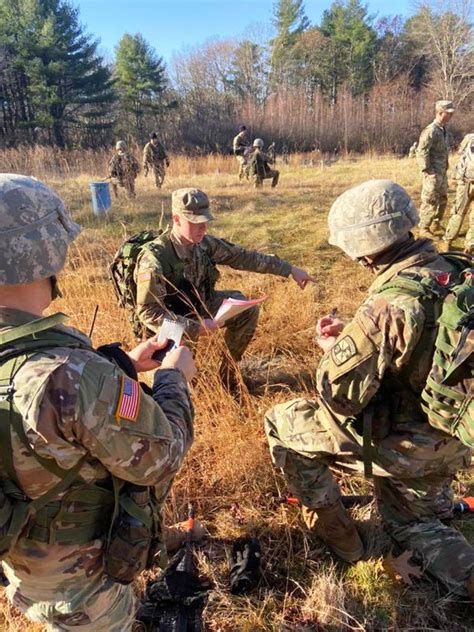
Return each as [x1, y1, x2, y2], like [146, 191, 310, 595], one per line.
[331, 336, 358, 367]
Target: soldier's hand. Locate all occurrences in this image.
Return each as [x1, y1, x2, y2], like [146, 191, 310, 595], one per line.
[160, 346, 197, 383]
[315, 315, 344, 353]
[198, 318, 220, 335]
[290, 266, 316, 289]
[128, 336, 171, 372]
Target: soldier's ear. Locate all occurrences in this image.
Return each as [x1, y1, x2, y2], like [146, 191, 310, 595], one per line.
[172, 213, 181, 227]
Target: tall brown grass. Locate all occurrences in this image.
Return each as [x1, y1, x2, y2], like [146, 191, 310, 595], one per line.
[0, 155, 472, 631]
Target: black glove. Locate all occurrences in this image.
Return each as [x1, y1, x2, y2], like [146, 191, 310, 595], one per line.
[226, 537, 261, 595]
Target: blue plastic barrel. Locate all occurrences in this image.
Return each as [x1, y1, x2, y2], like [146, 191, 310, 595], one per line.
[89, 182, 111, 215]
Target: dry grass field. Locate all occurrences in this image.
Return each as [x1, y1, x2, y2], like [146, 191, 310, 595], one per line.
[0, 152, 472, 631]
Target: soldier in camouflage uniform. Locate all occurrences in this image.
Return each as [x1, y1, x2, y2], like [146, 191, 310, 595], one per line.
[265, 180, 474, 598]
[417, 100, 455, 237]
[133, 188, 314, 375]
[143, 132, 170, 189]
[232, 126, 250, 181]
[108, 140, 140, 199]
[444, 133, 474, 254]
[247, 138, 279, 188]
[0, 174, 198, 630]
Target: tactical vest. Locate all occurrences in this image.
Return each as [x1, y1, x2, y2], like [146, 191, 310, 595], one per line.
[0, 314, 162, 582]
[360, 254, 473, 476]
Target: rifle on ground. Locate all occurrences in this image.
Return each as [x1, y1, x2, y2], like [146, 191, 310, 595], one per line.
[137, 503, 211, 631]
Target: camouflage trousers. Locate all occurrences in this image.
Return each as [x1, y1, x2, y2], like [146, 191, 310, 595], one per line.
[111, 176, 136, 199]
[150, 162, 166, 189]
[444, 181, 474, 250]
[208, 290, 259, 361]
[419, 171, 448, 228]
[236, 155, 247, 181]
[265, 397, 474, 596]
[253, 169, 279, 189]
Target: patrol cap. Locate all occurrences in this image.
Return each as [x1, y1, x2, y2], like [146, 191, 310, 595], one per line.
[435, 100, 455, 113]
[171, 188, 214, 223]
[0, 174, 81, 285]
[328, 179, 419, 259]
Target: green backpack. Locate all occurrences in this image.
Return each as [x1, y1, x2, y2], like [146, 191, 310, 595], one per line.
[379, 254, 473, 448]
[109, 230, 163, 337]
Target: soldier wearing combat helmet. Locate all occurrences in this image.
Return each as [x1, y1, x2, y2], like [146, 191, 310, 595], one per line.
[265, 179, 474, 598]
[108, 140, 140, 199]
[0, 174, 198, 630]
[416, 100, 455, 237]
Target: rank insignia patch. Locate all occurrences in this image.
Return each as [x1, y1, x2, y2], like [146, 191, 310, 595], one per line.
[331, 336, 358, 366]
[116, 376, 141, 422]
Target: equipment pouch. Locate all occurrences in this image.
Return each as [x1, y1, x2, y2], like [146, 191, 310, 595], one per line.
[104, 483, 157, 585]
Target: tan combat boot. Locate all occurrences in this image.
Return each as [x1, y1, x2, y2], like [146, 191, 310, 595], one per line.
[301, 501, 365, 563]
[430, 220, 445, 236]
[419, 227, 434, 239]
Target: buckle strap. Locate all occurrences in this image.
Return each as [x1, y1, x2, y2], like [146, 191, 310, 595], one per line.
[0, 313, 68, 345]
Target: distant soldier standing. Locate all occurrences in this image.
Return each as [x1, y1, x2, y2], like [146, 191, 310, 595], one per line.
[109, 140, 140, 199]
[248, 138, 279, 188]
[143, 132, 170, 189]
[444, 133, 474, 254]
[232, 125, 250, 181]
[417, 100, 455, 237]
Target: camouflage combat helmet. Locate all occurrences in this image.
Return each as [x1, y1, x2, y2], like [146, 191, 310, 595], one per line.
[0, 174, 81, 285]
[116, 140, 127, 151]
[328, 179, 419, 259]
[253, 138, 264, 148]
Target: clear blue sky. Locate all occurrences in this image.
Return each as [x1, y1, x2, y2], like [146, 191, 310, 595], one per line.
[76, 0, 414, 63]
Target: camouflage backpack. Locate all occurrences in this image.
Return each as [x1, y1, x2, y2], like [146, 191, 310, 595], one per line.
[379, 254, 473, 448]
[109, 230, 163, 337]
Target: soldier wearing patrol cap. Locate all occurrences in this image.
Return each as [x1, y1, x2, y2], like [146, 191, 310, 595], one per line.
[417, 100, 455, 237]
[265, 179, 474, 598]
[0, 174, 198, 630]
[133, 187, 315, 385]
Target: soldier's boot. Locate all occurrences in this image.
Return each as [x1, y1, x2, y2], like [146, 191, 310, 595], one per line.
[302, 500, 364, 563]
[439, 239, 453, 252]
[429, 220, 445, 236]
[419, 227, 434, 239]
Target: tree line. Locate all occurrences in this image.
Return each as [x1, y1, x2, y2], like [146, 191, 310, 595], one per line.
[0, 0, 472, 153]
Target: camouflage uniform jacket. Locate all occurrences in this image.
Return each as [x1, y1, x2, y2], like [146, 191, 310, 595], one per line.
[134, 229, 292, 337]
[417, 121, 450, 174]
[316, 239, 459, 438]
[232, 132, 249, 156]
[143, 141, 168, 168]
[0, 308, 193, 591]
[109, 152, 140, 182]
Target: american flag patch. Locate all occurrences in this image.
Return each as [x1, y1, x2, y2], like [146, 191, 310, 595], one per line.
[116, 377, 141, 422]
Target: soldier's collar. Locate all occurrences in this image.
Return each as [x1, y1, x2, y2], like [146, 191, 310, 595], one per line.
[369, 240, 439, 293]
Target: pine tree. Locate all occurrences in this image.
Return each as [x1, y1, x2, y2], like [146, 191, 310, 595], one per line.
[270, 0, 309, 82]
[114, 33, 169, 141]
[0, 0, 115, 147]
[320, 0, 378, 99]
